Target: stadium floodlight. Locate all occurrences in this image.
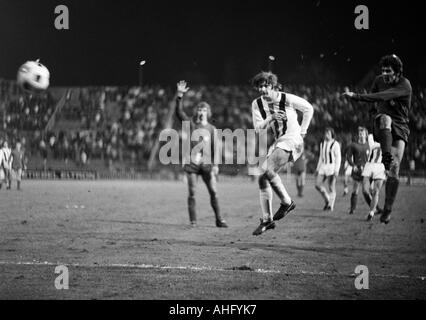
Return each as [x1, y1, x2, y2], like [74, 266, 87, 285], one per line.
[268, 55, 275, 61]
[140, 60, 146, 66]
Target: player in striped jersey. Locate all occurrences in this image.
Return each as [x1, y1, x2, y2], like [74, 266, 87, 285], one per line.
[251, 72, 313, 236]
[175, 80, 228, 228]
[315, 127, 341, 211]
[1, 141, 12, 190]
[362, 134, 386, 221]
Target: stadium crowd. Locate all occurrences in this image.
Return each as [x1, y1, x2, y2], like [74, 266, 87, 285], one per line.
[1, 79, 425, 172]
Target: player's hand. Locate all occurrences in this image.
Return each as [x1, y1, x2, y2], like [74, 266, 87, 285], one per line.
[270, 110, 287, 121]
[300, 133, 306, 139]
[177, 80, 189, 96]
[342, 92, 355, 98]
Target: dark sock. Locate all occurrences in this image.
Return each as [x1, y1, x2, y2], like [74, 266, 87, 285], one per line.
[210, 196, 221, 221]
[350, 193, 358, 211]
[363, 191, 372, 207]
[188, 196, 197, 222]
[299, 185, 304, 197]
[384, 177, 399, 211]
[379, 128, 392, 155]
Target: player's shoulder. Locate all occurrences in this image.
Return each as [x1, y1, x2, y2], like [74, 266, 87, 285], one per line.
[399, 76, 412, 90]
[251, 96, 262, 108]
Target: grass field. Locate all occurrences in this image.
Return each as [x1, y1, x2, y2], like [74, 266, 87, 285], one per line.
[0, 176, 425, 300]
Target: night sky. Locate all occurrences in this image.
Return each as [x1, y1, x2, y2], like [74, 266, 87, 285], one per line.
[0, 0, 424, 86]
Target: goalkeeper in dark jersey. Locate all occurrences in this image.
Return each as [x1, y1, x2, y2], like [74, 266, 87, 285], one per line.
[175, 80, 228, 228]
[344, 54, 412, 224]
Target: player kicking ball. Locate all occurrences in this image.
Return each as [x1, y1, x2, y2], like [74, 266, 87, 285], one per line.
[250, 72, 313, 236]
[344, 54, 412, 224]
[175, 80, 228, 228]
[314, 127, 341, 211]
[363, 134, 386, 221]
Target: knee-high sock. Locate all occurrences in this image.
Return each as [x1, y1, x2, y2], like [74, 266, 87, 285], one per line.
[259, 186, 273, 222]
[270, 175, 292, 205]
[318, 186, 330, 203]
[384, 177, 399, 211]
[210, 195, 221, 221]
[298, 185, 304, 197]
[350, 193, 358, 211]
[188, 196, 197, 222]
[379, 128, 392, 155]
[370, 190, 380, 213]
[363, 191, 372, 207]
[329, 191, 336, 209]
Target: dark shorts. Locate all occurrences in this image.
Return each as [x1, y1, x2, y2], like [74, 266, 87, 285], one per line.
[373, 116, 410, 144]
[184, 163, 212, 175]
[292, 158, 306, 175]
[351, 166, 364, 182]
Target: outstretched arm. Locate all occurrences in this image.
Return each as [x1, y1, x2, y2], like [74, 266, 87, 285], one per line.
[343, 80, 411, 103]
[175, 80, 190, 122]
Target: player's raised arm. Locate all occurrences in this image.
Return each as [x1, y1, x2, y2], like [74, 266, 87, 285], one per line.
[286, 93, 314, 137]
[346, 144, 355, 167]
[175, 80, 190, 122]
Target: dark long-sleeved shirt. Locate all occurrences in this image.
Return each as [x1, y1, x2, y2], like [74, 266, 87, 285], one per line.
[352, 75, 412, 124]
[175, 96, 218, 166]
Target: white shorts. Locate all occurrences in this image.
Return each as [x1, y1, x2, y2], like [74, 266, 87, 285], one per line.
[362, 163, 386, 181]
[267, 134, 304, 162]
[344, 162, 353, 176]
[318, 164, 336, 177]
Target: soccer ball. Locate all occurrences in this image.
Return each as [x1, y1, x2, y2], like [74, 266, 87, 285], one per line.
[17, 59, 50, 92]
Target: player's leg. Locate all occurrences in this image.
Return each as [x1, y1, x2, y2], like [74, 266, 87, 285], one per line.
[327, 174, 337, 211]
[253, 172, 276, 235]
[201, 169, 227, 227]
[262, 148, 297, 221]
[315, 173, 330, 209]
[381, 139, 405, 223]
[377, 114, 393, 170]
[186, 172, 197, 226]
[17, 169, 22, 190]
[367, 179, 384, 220]
[349, 180, 360, 214]
[297, 171, 306, 197]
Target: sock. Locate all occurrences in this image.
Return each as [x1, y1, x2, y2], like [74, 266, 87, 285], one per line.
[319, 186, 330, 203]
[329, 191, 336, 209]
[188, 196, 197, 222]
[379, 128, 392, 155]
[270, 175, 292, 205]
[384, 177, 399, 212]
[363, 191, 372, 207]
[210, 196, 221, 221]
[259, 186, 273, 222]
[299, 185, 304, 197]
[17, 181, 21, 190]
[350, 193, 358, 211]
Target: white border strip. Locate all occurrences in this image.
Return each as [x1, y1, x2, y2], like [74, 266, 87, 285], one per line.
[0, 260, 425, 281]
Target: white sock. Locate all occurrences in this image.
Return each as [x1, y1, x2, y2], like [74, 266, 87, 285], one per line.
[329, 191, 336, 209]
[259, 186, 273, 222]
[319, 186, 330, 202]
[270, 175, 292, 205]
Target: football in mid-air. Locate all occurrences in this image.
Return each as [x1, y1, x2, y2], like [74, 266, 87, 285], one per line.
[17, 59, 50, 92]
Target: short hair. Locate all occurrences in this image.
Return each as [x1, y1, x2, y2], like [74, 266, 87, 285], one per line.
[324, 127, 335, 138]
[193, 101, 212, 119]
[357, 126, 368, 135]
[380, 54, 403, 75]
[251, 71, 281, 90]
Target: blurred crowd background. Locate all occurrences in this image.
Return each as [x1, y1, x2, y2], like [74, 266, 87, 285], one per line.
[1, 79, 425, 174]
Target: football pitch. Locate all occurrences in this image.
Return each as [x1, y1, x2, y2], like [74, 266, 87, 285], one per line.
[0, 177, 425, 299]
